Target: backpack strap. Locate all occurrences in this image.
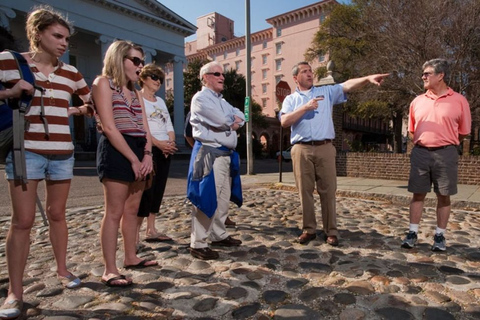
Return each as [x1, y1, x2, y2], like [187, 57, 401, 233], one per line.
[9, 52, 32, 184]
[8, 51, 47, 184]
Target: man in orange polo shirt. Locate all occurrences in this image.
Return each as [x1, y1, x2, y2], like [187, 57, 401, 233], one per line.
[402, 58, 471, 251]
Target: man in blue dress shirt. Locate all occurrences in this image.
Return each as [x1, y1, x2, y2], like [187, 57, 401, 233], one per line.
[280, 61, 389, 246]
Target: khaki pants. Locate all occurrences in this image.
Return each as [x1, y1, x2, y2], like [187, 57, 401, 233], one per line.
[190, 155, 231, 248]
[291, 143, 338, 237]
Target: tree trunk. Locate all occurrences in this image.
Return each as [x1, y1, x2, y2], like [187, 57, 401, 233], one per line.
[392, 112, 405, 153]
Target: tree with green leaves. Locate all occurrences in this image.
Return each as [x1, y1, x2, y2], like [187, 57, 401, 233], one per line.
[306, 0, 480, 153]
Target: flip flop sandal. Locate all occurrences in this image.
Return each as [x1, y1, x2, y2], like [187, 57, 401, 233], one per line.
[101, 274, 132, 287]
[0, 299, 23, 319]
[124, 259, 158, 270]
[144, 234, 173, 242]
[58, 273, 81, 289]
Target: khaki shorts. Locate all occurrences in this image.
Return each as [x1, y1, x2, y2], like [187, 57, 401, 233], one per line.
[408, 145, 458, 196]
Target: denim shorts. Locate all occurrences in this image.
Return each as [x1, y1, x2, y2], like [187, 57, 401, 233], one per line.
[4, 150, 74, 181]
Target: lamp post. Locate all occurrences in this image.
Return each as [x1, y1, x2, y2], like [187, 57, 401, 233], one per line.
[245, 0, 253, 175]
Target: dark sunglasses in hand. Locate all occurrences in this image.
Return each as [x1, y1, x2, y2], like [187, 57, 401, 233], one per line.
[125, 56, 145, 67]
[206, 72, 225, 77]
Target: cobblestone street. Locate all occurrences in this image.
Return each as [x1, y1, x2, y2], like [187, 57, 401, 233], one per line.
[1, 187, 479, 319]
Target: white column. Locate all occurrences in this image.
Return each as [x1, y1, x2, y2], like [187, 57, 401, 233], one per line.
[93, 35, 114, 143]
[158, 62, 167, 99]
[143, 46, 157, 64]
[0, 6, 15, 29]
[95, 35, 115, 61]
[172, 55, 186, 143]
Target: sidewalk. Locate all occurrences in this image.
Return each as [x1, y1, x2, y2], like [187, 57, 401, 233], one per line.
[241, 171, 480, 210]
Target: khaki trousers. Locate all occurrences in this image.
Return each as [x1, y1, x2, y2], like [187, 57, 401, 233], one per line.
[291, 143, 338, 237]
[190, 155, 231, 248]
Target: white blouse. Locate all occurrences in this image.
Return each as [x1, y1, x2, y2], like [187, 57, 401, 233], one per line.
[143, 96, 174, 141]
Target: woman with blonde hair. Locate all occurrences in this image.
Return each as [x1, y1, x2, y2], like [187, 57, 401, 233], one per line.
[92, 40, 157, 287]
[0, 6, 91, 319]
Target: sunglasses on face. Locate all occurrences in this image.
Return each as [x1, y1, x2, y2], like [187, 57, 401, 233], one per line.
[148, 74, 160, 81]
[422, 72, 434, 78]
[206, 72, 225, 77]
[125, 56, 145, 67]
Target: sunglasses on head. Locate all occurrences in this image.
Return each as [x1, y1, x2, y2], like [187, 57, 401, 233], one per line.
[125, 56, 145, 67]
[148, 74, 160, 81]
[206, 72, 225, 77]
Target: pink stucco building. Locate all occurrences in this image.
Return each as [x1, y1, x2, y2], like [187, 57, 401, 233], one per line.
[164, 0, 392, 154]
[165, 0, 336, 118]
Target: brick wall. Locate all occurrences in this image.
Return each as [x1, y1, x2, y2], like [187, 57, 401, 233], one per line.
[336, 152, 480, 185]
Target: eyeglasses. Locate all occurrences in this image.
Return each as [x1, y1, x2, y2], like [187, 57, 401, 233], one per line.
[422, 72, 434, 78]
[206, 72, 225, 77]
[125, 56, 145, 67]
[148, 74, 160, 82]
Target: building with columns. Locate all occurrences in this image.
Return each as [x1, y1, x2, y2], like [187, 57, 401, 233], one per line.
[1, 0, 195, 153]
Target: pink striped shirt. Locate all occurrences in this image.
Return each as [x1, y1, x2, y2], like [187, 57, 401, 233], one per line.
[107, 79, 146, 137]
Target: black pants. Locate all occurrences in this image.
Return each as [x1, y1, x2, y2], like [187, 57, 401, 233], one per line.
[137, 146, 171, 217]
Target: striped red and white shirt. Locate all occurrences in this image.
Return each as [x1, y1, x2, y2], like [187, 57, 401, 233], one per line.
[0, 51, 90, 155]
[104, 78, 146, 137]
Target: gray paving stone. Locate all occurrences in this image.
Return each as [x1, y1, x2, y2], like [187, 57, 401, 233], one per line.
[263, 290, 288, 304]
[273, 304, 322, 319]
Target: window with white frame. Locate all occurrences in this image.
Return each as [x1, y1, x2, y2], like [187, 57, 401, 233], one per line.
[275, 59, 282, 71]
[262, 69, 267, 79]
[262, 40, 267, 49]
[262, 54, 267, 65]
[223, 64, 229, 73]
[276, 28, 282, 37]
[262, 98, 267, 108]
[236, 48, 240, 56]
[224, 51, 228, 59]
[262, 83, 267, 94]
[235, 60, 241, 70]
[275, 75, 282, 84]
[276, 42, 282, 55]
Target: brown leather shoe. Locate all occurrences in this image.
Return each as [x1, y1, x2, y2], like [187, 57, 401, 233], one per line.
[211, 236, 242, 247]
[298, 232, 316, 244]
[189, 247, 219, 260]
[225, 217, 236, 228]
[326, 235, 339, 246]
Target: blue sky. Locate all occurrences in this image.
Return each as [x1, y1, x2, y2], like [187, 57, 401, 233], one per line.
[159, 0, 351, 40]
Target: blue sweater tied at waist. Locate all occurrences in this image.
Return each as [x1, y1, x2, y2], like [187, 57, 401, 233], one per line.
[187, 141, 242, 218]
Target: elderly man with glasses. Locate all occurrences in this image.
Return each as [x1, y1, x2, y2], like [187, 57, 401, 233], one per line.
[402, 58, 471, 252]
[187, 61, 245, 260]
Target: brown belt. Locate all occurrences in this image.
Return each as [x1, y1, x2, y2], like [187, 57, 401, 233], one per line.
[297, 139, 332, 146]
[416, 144, 454, 151]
